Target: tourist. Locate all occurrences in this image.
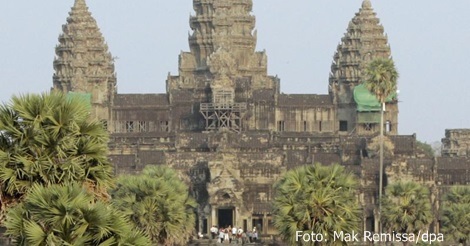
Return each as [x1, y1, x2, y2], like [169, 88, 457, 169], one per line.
[253, 230, 258, 242]
[218, 228, 224, 243]
[247, 230, 252, 243]
[227, 225, 232, 243]
[224, 227, 230, 243]
[237, 227, 244, 244]
[242, 231, 249, 244]
[231, 226, 237, 243]
[210, 225, 218, 240]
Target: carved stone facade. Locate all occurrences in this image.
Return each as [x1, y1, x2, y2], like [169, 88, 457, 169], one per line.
[51, 0, 469, 236]
[442, 129, 470, 157]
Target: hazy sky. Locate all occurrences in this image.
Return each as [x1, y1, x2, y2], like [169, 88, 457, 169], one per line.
[1, 0, 469, 143]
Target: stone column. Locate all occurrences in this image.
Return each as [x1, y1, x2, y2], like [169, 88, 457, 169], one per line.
[211, 206, 217, 227]
[247, 216, 253, 232]
[234, 207, 239, 227]
[263, 213, 268, 235]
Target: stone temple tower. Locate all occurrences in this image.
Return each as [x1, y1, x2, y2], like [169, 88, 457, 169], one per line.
[53, 0, 117, 123]
[166, 0, 280, 132]
[329, 0, 398, 135]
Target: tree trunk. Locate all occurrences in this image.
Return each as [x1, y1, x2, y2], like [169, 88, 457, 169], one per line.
[378, 102, 385, 234]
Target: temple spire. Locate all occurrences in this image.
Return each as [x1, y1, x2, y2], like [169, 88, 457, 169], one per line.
[188, 0, 258, 69]
[53, 0, 116, 121]
[329, 0, 391, 101]
[362, 0, 372, 9]
[73, 0, 87, 9]
[329, 0, 398, 135]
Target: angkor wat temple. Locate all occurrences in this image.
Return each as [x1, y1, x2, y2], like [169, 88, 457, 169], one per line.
[52, 0, 469, 235]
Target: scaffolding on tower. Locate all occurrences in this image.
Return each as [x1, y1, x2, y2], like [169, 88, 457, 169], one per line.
[200, 88, 246, 133]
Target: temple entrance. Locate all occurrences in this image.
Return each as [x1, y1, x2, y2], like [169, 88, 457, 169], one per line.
[218, 208, 234, 228]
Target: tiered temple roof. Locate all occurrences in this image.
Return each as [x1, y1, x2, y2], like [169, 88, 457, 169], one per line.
[329, 0, 391, 103]
[53, 0, 116, 119]
[189, 0, 257, 68]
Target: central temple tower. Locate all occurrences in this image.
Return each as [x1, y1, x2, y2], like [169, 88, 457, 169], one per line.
[166, 0, 280, 132]
[189, 0, 257, 70]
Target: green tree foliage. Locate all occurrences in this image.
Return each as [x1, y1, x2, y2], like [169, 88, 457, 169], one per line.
[363, 58, 399, 228]
[440, 186, 470, 245]
[0, 92, 114, 220]
[363, 58, 399, 104]
[111, 165, 197, 246]
[4, 183, 150, 245]
[416, 140, 434, 157]
[272, 163, 361, 245]
[381, 182, 432, 238]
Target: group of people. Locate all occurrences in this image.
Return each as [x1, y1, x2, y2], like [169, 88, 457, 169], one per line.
[208, 225, 259, 244]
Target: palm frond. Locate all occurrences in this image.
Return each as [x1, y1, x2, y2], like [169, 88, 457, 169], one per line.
[272, 163, 361, 244]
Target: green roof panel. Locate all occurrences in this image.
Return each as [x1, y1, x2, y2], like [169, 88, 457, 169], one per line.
[353, 83, 397, 112]
[67, 92, 92, 110]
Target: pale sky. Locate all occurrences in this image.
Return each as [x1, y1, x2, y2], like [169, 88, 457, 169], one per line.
[1, 0, 469, 143]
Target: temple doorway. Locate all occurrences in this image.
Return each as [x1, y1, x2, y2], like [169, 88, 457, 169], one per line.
[218, 208, 234, 228]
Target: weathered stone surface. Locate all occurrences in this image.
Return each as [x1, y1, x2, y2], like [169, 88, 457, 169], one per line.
[442, 129, 470, 157]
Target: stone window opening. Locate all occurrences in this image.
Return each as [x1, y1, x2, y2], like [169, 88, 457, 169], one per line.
[125, 121, 134, 132]
[138, 121, 147, 132]
[339, 120, 348, 132]
[303, 121, 307, 132]
[364, 123, 373, 131]
[101, 120, 108, 130]
[385, 120, 392, 133]
[277, 121, 285, 132]
[160, 120, 170, 132]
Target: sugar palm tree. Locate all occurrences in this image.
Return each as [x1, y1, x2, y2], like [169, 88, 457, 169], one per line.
[0, 92, 114, 222]
[440, 186, 470, 245]
[272, 163, 361, 245]
[4, 183, 150, 245]
[381, 181, 432, 246]
[112, 165, 197, 246]
[363, 58, 398, 230]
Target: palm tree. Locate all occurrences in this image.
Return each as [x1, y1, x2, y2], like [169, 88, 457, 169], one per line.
[363, 58, 399, 230]
[381, 181, 432, 246]
[111, 165, 197, 246]
[0, 92, 114, 222]
[272, 163, 361, 245]
[440, 186, 470, 245]
[4, 183, 150, 245]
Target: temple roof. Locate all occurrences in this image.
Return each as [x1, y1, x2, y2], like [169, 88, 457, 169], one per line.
[278, 94, 333, 107]
[114, 94, 169, 107]
[329, 0, 391, 93]
[74, 0, 87, 9]
[53, 0, 116, 94]
[189, 0, 256, 59]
